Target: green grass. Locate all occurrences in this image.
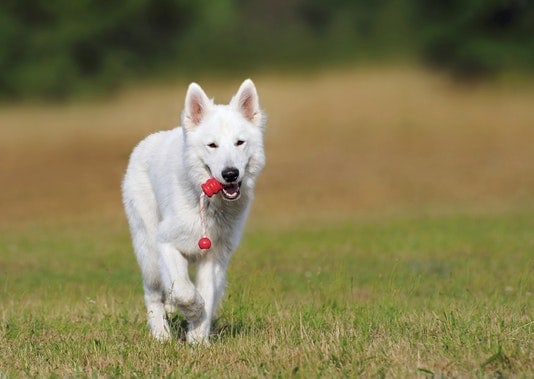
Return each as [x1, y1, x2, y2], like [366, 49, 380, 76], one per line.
[1, 211, 533, 377]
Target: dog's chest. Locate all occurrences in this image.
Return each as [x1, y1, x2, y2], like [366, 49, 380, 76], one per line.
[167, 201, 246, 257]
[203, 203, 245, 247]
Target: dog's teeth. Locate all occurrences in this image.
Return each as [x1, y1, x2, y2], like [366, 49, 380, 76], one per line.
[222, 185, 240, 200]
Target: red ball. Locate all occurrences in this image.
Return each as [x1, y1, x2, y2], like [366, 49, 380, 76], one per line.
[198, 237, 212, 250]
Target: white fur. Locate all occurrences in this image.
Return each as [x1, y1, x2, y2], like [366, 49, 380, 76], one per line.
[122, 79, 265, 344]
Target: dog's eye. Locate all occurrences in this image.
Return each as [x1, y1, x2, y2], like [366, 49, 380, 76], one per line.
[207, 143, 218, 149]
[235, 140, 245, 147]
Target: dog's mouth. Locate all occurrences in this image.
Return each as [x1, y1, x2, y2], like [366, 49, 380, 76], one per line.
[222, 182, 241, 200]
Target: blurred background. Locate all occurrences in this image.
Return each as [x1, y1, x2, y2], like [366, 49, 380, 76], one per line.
[0, 0, 533, 227]
[0, 0, 533, 100]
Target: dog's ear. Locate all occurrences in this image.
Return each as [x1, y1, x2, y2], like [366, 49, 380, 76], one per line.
[232, 79, 263, 127]
[183, 83, 211, 129]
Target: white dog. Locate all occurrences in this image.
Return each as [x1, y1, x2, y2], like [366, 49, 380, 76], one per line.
[122, 80, 266, 344]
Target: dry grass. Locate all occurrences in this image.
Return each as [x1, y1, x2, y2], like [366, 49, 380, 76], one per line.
[1, 66, 533, 225]
[1, 213, 532, 377]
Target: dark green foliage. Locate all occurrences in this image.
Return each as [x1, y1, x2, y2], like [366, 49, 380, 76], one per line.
[0, 0, 197, 99]
[0, 0, 532, 99]
[413, 0, 534, 78]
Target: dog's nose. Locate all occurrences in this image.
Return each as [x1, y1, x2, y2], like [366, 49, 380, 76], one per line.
[221, 167, 239, 183]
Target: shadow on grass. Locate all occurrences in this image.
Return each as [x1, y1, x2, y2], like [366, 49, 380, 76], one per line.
[167, 314, 189, 342]
[212, 318, 250, 342]
[167, 313, 250, 343]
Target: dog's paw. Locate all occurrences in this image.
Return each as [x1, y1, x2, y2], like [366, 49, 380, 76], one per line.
[152, 327, 172, 342]
[148, 317, 172, 341]
[164, 301, 178, 315]
[179, 292, 205, 322]
[186, 327, 210, 345]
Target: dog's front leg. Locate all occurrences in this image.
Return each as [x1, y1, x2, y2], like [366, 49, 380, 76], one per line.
[158, 242, 205, 324]
[186, 255, 229, 344]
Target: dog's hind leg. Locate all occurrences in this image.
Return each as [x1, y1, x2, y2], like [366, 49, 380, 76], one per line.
[144, 284, 171, 341]
[123, 176, 171, 341]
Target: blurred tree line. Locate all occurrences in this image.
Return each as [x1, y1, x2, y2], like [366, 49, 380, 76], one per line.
[0, 0, 532, 99]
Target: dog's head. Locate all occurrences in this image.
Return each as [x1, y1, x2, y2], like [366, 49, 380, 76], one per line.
[181, 79, 266, 201]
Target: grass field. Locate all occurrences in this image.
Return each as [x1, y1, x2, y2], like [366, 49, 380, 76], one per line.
[1, 66, 533, 377]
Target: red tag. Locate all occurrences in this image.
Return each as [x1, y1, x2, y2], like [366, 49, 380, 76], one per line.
[198, 237, 212, 250]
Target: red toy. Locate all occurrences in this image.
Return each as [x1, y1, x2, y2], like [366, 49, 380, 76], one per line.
[201, 178, 223, 197]
[198, 178, 223, 250]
